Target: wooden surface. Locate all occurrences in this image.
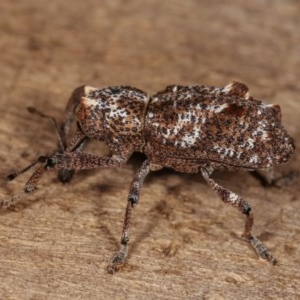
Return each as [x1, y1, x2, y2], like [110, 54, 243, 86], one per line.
[0, 0, 299, 299]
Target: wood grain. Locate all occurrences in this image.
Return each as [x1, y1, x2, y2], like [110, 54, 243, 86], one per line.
[0, 0, 299, 299]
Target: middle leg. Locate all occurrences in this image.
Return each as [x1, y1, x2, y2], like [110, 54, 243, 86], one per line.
[108, 159, 151, 274]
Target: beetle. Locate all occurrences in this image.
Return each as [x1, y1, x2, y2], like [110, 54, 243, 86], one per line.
[1, 81, 295, 273]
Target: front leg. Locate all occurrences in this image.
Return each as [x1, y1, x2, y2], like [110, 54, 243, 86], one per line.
[57, 129, 90, 183]
[57, 86, 96, 183]
[51, 152, 127, 170]
[46, 129, 128, 170]
[108, 159, 151, 274]
[1, 149, 128, 208]
[201, 167, 277, 265]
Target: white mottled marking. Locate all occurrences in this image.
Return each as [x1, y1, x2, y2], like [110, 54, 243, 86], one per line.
[208, 103, 229, 113]
[84, 86, 97, 95]
[248, 138, 254, 149]
[249, 155, 259, 164]
[148, 112, 154, 119]
[223, 82, 234, 93]
[229, 193, 240, 204]
[179, 128, 201, 147]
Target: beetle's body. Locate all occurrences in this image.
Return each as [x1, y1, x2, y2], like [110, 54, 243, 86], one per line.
[2, 81, 295, 273]
[77, 82, 294, 173]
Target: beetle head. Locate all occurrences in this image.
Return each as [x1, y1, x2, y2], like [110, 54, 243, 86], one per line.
[76, 87, 149, 153]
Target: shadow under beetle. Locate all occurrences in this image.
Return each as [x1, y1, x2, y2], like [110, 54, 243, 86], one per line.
[1, 81, 295, 273]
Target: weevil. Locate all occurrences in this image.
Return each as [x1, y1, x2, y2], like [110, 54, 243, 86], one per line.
[1, 81, 295, 273]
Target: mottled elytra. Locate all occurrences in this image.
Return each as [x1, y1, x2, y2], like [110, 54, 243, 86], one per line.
[1, 81, 295, 273]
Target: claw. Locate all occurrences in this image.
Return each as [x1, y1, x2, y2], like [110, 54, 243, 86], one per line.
[108, 245, 128, 274]
[249, 236, 277, 265]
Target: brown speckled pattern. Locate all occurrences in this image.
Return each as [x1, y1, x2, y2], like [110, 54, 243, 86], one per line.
[145, 82, 294, 172]
[76, 81, 294, 173]
[77, 86, 149, 157]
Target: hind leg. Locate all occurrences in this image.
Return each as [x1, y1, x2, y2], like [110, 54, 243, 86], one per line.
[201, 167, 277, 265]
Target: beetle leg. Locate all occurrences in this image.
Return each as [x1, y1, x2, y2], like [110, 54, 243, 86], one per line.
[60, 86, 96, 148]
[57, 128, 90, 183]
[271, 170, 299, 187]
[27, 107, 65, 153]
[252, 169, 275, 186]
[2, 152, 127, 207]
[57, 86, 96, 183]
[252, 169, 298, 187]
[1, 162, 47, 208]
[201, 167, 277, 265]
[50, 152, 127, 170]
[108, 159, 150, 274]
[2, 123, 84, 207]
